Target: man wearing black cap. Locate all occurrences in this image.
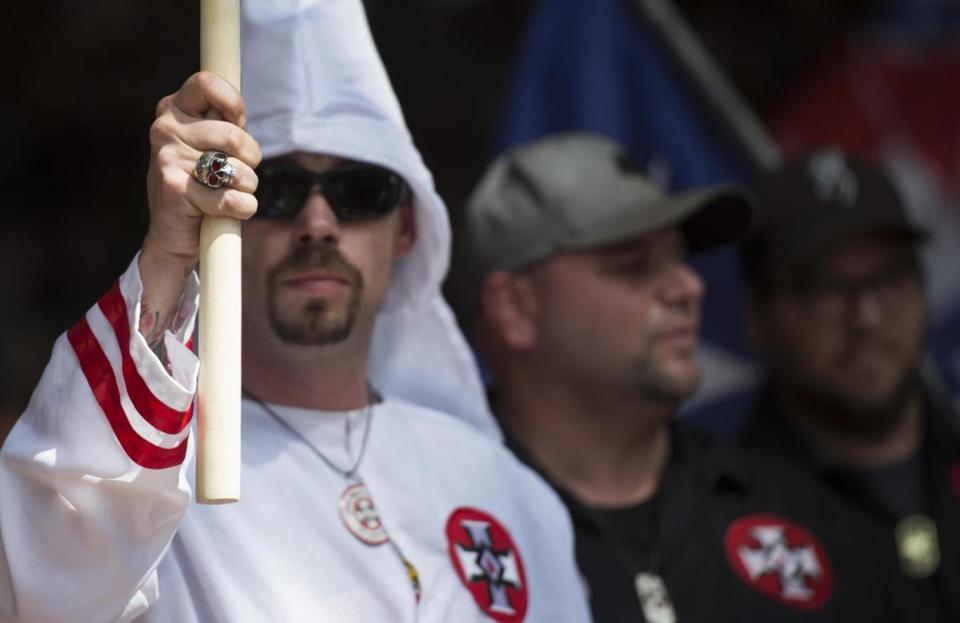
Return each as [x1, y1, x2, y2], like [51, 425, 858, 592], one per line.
[740, 148, 960, 621]
[453, 133, 915, 622]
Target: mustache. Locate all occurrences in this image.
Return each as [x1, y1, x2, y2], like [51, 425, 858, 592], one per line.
[268, 243, 363, 286]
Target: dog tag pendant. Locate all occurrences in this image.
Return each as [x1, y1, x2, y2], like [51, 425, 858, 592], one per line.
[635, 572, 677, 623]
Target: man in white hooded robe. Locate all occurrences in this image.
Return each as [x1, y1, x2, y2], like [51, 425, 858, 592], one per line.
[0, 2, 590, 622]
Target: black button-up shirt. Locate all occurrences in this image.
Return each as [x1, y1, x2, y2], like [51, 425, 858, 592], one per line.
[510, 423, 920, 622]
[743, 379, 960, 622]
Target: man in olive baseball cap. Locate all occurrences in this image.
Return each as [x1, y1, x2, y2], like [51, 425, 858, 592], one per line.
[450, 134, 921, 622]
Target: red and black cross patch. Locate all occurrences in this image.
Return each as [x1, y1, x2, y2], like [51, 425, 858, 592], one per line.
[724, 513, 833, 611]
[446, 507, 528, 622]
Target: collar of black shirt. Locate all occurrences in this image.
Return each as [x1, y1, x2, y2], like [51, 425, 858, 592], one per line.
[504, 421, 753, 562]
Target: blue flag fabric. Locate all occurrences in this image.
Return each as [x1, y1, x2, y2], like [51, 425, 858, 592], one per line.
[496, 0, 749, 189]
[495, 0, 762, 432]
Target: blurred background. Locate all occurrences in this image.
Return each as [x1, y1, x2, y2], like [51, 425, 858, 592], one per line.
[3, 0, 960, 437]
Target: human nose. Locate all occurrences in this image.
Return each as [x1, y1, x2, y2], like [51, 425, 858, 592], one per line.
[848, 287, 885, 328]
[661, 261, 705, 310]
[291, 186, 340, 246]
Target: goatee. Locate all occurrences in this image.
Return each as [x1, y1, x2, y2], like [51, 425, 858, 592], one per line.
[266, 243, 365, 345]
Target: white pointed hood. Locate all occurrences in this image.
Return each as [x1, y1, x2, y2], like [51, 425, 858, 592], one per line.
[241, 0, 498, 439]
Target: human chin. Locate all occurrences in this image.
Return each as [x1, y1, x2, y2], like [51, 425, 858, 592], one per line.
[829, 343, 914, 400]
[801, 369, 918, 439]
[665, 358, 701, 396]
[267, 286, 361, 345]
[637, 355, 700, 402]
[825, 364, 908, 410]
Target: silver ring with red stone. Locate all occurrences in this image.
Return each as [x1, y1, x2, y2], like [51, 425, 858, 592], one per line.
[194, 151, 236, 189]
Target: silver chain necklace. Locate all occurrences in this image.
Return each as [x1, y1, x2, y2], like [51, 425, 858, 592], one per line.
[243, 385, 390, 544]
[244, 385, 375, 483]
[242, 385, 423, 602]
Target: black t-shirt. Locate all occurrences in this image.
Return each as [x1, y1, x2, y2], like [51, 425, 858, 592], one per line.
[575, 499, 659, 622]
[834, 453, 926, 520]
[593, 499, 658, 556]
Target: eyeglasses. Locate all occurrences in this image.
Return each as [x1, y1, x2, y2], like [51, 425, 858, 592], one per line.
[253, 159, 410, 221]
[789, 257, 922, 319]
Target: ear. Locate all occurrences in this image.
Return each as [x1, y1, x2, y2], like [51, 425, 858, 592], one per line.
[481, 271, 538, 351]
[392, 201, 416, 258]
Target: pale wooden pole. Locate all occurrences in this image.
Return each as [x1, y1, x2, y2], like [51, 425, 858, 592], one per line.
[196, 0, 242, 504]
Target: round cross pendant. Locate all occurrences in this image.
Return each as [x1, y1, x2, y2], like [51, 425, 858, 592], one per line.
[338, 482, 390, 545]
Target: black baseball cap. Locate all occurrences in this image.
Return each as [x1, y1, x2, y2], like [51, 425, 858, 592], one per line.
[741, 149, 927, 288]
[451, 133, 756, 321]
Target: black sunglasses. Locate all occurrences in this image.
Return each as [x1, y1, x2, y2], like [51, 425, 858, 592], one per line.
[253, 159, 410, 221]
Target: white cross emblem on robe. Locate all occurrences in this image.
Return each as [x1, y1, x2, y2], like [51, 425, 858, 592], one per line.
[454, 519, 523, 614]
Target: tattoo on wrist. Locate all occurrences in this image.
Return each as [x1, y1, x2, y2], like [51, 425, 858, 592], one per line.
[150, 337, 167, 363]
[140, 309, 168, 362]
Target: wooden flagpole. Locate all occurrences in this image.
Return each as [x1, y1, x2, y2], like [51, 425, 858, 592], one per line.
[196, 0, 242, 504]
